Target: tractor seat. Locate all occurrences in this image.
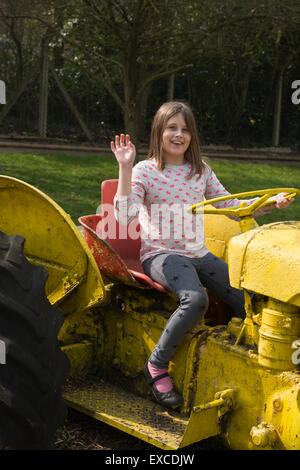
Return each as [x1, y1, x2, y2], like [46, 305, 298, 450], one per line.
[79, 179, 167, 293]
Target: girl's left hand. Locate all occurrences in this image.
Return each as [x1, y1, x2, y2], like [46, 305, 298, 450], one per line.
[274, 192, 294, 209]
[263, 192, 294, 212]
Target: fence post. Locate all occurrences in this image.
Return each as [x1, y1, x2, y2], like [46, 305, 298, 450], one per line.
[272, 69, 283, 147]
[38, 39, 49, 138]
[50, 64, 94, 142]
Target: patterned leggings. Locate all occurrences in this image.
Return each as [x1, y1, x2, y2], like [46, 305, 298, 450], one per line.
[142, 252, 245, 369]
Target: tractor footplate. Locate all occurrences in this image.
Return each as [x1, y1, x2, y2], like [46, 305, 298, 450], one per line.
[62, 377, 188, 450]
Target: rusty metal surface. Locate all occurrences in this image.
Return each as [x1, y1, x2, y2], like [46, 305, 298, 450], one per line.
[79, 215, 139, 286]
[79, 214, 167, 292]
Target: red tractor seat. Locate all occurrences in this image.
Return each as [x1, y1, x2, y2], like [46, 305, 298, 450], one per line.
[79, 179, 167, 292]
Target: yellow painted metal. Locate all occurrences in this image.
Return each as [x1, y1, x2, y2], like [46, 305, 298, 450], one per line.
[63, 375, 238, 449]
[258, 301, 300, 370]
[57, 182, 300, 450]
[192, 388, 235, 414]
[3, 176, 298, 450]
[227, 221, 300, 307]
[61, 286, 300, 450]
[250, 422, 277, 448]
[262, 387, 300, 449]
[179, 388, 235, 448]
[193, 327, 300, 450]
[63, 378, 189, 450]
[187, 188, 300, 217]
[57, 270, 300, 450]
[204, 210, 245, 262]
[0, 175, 105, 317]
[178, 406, 221, 449]
[61, 342, 95, 379]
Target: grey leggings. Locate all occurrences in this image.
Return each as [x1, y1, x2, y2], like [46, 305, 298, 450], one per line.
[142, 252, 245, 368]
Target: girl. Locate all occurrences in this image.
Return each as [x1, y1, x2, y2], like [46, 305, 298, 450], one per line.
[111, 101, 293, 408]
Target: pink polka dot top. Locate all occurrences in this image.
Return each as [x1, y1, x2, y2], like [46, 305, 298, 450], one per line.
[114, 159, 262, 264]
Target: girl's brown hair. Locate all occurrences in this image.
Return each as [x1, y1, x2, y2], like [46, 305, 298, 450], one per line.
[147, 101, 206, 179]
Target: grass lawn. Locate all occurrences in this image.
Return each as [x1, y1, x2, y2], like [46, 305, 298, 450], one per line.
[0, 151, 299, 226]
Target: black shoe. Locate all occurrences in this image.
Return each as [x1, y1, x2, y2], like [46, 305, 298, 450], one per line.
[143, 362, 183, 409]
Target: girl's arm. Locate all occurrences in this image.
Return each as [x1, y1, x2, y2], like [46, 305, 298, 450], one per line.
[111, 134, 145, 225]
[204, 170, 293, 217]
[111, 134, 136, 197]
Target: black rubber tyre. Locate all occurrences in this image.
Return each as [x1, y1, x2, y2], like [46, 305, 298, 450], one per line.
[0, 231, 70, 449]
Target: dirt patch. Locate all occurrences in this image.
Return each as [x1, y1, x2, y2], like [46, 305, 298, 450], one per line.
[54, 408, 155, 450]
[54, 408, 228, 451]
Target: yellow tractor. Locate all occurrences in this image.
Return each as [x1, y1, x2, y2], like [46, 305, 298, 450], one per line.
[0, 175, 299, 450]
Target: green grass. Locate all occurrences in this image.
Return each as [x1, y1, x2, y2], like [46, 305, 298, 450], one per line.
[207, 158, 300, 225]
[0, 151, 299, 226]
[0, 152, 118, 224]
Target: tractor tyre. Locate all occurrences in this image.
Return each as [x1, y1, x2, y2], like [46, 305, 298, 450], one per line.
[0, 231, 70, 449]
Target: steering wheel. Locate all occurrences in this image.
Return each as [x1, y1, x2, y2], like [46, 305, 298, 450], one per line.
[187, 188, 300, 218]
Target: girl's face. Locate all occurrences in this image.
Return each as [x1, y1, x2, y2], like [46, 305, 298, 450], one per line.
[161, 113, 191, 164]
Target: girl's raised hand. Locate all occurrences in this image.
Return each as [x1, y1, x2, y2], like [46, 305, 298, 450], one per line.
[110, 134, 136, 167]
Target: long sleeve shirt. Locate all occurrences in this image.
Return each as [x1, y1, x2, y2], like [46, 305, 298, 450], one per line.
[114, 158, 263, 264]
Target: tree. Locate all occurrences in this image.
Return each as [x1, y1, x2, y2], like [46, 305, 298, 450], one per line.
[1, 0, 300, 147]
[62, 0, 196, 146]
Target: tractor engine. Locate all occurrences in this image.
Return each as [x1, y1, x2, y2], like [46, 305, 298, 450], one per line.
[228, 220, 300, 371]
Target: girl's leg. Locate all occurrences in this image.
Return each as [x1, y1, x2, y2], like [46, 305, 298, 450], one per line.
[142, 253, 209, 369]
[193, 252, 246, 319]
[142, 251, 245, 407]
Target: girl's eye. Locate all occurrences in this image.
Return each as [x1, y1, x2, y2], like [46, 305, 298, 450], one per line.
[166, 125, 190, 132]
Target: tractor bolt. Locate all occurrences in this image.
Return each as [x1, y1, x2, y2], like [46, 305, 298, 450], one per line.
[250, 422, 277, 447]
[273, 398, 283, 412]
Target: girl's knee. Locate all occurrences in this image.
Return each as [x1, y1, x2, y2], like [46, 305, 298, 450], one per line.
[180, 289, 209, 316]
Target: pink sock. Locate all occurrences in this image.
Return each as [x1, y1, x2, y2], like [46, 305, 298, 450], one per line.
[148, 361, 173, 393]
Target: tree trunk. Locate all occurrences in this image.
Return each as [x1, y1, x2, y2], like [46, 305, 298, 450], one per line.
[137, 82, 152, 143]
[227, 65, 251, 142]
[123, 69, 152, 155]
[123, 104, 141, 153]
[167, 74, 175, 101]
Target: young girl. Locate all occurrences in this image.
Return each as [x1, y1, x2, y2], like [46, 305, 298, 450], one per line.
[111, 101, 293, 409]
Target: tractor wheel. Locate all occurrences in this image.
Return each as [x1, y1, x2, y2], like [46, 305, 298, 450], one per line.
[0, 231, 70, 449]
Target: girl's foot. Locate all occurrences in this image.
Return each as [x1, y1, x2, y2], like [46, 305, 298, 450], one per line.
[143, 361, 183, 409]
